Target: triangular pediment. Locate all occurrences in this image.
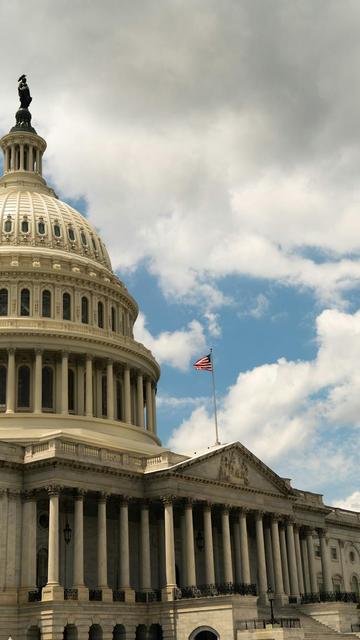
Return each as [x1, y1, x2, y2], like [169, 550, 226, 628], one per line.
[168, 442, 293, 496]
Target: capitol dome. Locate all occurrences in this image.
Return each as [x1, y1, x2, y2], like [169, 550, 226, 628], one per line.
[0, 84, 162, 455]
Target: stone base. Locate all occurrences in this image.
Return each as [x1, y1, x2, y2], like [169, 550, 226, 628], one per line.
[123, 587, 135, 603]
[99, 586, 113, 602]
[258, 593, 269, 607]
[162, 585, 177, 602]
[275, 593, 289, 607]
[236, 626, 304, 640]
[42, 583, 64, 602]
[74, 585, 89, 601]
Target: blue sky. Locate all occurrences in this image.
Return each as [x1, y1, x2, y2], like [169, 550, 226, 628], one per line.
[0, 0, 360, 510]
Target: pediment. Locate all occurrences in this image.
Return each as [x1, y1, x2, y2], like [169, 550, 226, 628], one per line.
[170, 442, 292, 496]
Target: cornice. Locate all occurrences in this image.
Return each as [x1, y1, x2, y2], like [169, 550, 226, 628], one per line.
[23, 457, 145, 482]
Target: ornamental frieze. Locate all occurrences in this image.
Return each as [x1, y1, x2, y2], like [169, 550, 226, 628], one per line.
[218, 449, 249, 486]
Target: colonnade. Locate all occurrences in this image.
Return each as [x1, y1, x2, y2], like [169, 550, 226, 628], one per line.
[1, 348, 157, 431]
[20, 490, 335, 604]
[3, 141, 42, 173]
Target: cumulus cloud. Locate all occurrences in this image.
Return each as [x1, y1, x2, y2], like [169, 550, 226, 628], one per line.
[333, 491, 360, 512]
[168, 307, 360, 495]
[3, 2, 360, 306]
[134, 312, 206, 371]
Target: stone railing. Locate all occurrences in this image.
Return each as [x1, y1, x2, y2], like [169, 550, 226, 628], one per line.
[28, 589, 42, 602]
[238, 619, 301, 630]
[176, 582, 257, 599]
[301, 591, 358, 604]
[135, 590, 161, 603]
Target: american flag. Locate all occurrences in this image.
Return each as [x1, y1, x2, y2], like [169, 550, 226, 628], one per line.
[193, 353, 212, 371]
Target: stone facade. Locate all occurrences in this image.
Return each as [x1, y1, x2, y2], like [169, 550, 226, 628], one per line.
[0, 96, 358, 640]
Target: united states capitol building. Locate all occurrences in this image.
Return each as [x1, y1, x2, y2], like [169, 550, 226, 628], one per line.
[0, 79, 359, 640]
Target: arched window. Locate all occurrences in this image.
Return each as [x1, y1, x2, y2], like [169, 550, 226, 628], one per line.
[4, 218, 12, 233]
[68, 227, 76, 242]
[42, 366, 53, 410]
[80, 230, 88, 246]
[68, 369, 75, 412]
[98, 301, 104, 328]
[111, 306, 116, 332]
[0, 289, 8, 316]
[18, 365, 30, 408]
[101, 375, 107, 417]
[20, 288, 30, 316]
[38, 221, 46, 235]
[0, 366, 6, 407]
[42, 290, 51, 318]
[21, 219, 29, 233]
[63, 292, 71, 321]
[113, 625, 126, 640]
[53, 223, 61, 238]
[81, 297, 89, 324]
[351, 575, 359, 597]
[89, 625, 103, 640]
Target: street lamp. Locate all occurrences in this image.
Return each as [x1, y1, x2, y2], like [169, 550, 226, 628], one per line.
[267, 586, 276, 625]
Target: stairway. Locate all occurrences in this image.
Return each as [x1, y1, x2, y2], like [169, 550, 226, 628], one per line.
[258, 605, 360, 639]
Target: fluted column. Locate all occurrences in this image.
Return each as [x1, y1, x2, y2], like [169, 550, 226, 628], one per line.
[106, 360, 114, 420]
[42, 487, 64, 601]
[271, 516, 285, 600]
[233, 518, 242, 583]
[5, 147, 9, 172]
[61, 351, 69, 415]
[319, 529, 333, 592]
[184, 500, 196, 587]
[6, 348, 15, 413]
[203, 503, 215, 585]
[29, 145, 33, 172]
[123, 366, 131, 423]
[136, 373, 144, 428]
[255, 511, 268, 600]
[286, 520, 300, 599]
[20, 492, 37, 594]
[140, 502, 151, 591]
[152, 384, 157, 434]
[36, 148, 40, 173]
[146, 379, 153, 432]
[73, 491, 88, 600]
[85, 356, 93, 417]
[294, 526, 305, 594]
[239, 509, 251, 584]
[301, 534, 311, 593]
[97, 493, 108, 588]
[119, 498, 131, 588]
[279, 523, 290, 595]
[162, 497, 176, 599]
[264, 523, 275, 590]
[20, 144, 24, 171]
[34, 349, 42, 414]
[221, 507, 233, 584]
[77, 361, 85, 415]
[305, 528, 318, 593]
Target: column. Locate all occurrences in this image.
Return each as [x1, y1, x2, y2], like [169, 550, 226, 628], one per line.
[34, 349, 42, 414]
[255, 512, 268, 600]
[301, 534, 311, 593]
[5, 147, 9, 172]
[20, 144, 24, 171]
[203, 503, 215, 585]
[119, 497, 133, 598]
[123, 366, 131, 423]
[152, 384, 157, 434]
[106, 360, 114, 420]
[305, 528, 318, 593]
[279, 523, 290, 595]
[233, 518, 242, 583]
[184, 500, 196, 587]
[271, 516, 285, 601]
[221, 507, 233, 584]
[319, 529, 333, 593]
[264, 523, 275, 590]
[85, 356, 93, 417]
[6, 348, 15, 414]
[140, 503, 151, 591]
[36, 148, 40, 173]
[136, 373, 144, 428]
[77, 361, 85, 415]
[339, 541, 350, 592]
[42, 487, 63, 601]
[61, 351, 69, 415]
[29, 145, 33, 172]
[96, 368, 102, 417]
[239, 509, 251, 584]
[294, 526, 305, 594]
[20, 492, 37, 601]
[72, 491, 88, 600]
[162, 497, 176, 599]
[146, 379, 153, 432]
[97, 493, 112, 601]
[11, 145, 16, 170]
[286, 520, 300, 599]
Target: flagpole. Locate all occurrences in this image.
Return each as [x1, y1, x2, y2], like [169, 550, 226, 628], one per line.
[210, 347, 220, 446]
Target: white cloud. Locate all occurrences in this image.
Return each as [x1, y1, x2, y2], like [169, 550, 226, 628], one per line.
[167, 307, 360, 496]
[134, 312, 206, 371]
[333, 491, 360, 512]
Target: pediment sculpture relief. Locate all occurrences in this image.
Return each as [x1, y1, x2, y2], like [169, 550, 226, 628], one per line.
[218, 449, 249, 485]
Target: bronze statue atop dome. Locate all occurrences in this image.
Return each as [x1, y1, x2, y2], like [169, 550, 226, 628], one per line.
[10, 74, 36, 134]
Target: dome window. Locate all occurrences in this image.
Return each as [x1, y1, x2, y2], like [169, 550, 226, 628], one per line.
[111, 306, 116, 332]
[350, 551, 355, 562]
[38, 221, 46, 235]
[91, 236, 97, 252]
[80, 231, 88, 246]
[41, 290, 52, 318]
[81, 296, 89, 324]
[63, 292, 71, 321]
[0, 289, 8, 316]
[68, 227, 76, 242]
[21, 219, 29, 233]
[98, 301, 104, 328]
[42, 366, 54, 410]
[53, 223, 61, 238]
[4, 218, 12, 233]
[20, 288, 30, 316]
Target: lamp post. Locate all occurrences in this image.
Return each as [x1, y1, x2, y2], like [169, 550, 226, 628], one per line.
[267, 586, 277, 625]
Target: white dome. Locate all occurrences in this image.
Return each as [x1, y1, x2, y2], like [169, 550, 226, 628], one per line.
[0, 189, 112, 271]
